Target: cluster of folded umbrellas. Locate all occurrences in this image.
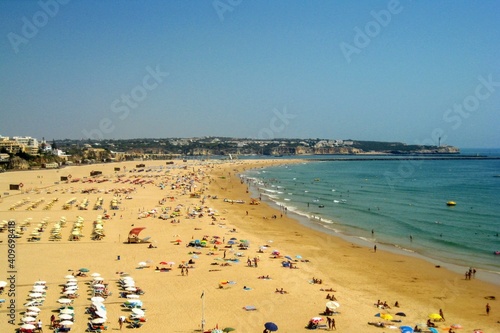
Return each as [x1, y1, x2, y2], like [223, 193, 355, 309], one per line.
[119, 275, 147, 328]
[19, 280, 46, 331]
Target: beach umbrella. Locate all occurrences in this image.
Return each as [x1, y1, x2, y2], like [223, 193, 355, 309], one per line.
[284, 255, 292, 260]
[399, 326, 413, 333]
[58, 298, 72, 304]
[0, 281, 8, 287]
[159, 261, 168, 265]
[26, 306, 40, 312]
[92, 302, 106, 311]
[138, 261, 148, 267]
[24, 301, 41, 307]
[21, 324, 36, 330]
[380, 313, 393, 321]
[93, 284, 105, 289]
[230, 237, 237, 240]
[310, 317, 323, 323]
[66, 278, 78, 282]
[60, 320, 74, 326]
[33, 281, 46, 285]
[211, 330, 223, 333]
[59, 314, 73, 320]
[264, 322, 278, 331]
[79, 268, 90, 272]
[126, 287, 137, 291]
[21, 316, 36, 322]
[92, 318, 106, 324]
[428, 328, 439, 333]
[95, 309, 107, 319]
[64, 275, 74, 279]
[295, 255, 302, 259]
[428, 313, 442, 321]
[91, 296, 105, 303]
[29, 293, 43, 298]
[132, 308, 145, 316]
[326, 301, 340, 310]
[395, 312, 406, 317]
[63, 290, 76, 295]
[25, 311, 39, 317]
[60, 309, 74, 314]
[223, 328, 235, 332]
[91, 273, 101, 277]
[126, 294, 140, 299]
[450, 324, 462, 329]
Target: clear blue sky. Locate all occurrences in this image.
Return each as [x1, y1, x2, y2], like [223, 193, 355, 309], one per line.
[1, 0, 499, 148]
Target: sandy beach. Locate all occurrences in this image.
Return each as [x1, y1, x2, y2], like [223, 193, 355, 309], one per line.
[1, 159, 499, 333]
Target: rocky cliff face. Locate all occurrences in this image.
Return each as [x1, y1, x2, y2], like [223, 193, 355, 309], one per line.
[8, 156, 30, 170]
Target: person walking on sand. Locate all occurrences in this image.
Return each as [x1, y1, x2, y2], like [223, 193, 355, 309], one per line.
[331, 317, 336, 330]
[326, 317, 332, 330]
[374, 245, 377, 252]
[119, 316, 125, 330]
[486, 303, 490, 315]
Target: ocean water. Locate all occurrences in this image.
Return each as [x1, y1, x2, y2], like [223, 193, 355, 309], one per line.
[242, 149, 500, 277]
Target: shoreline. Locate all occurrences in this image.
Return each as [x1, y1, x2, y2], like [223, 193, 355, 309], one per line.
[252, 182, 500, 286]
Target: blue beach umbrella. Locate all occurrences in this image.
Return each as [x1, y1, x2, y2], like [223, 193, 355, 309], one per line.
[284, 256, 292, 260]
[264, 322, 278, 331]
[399, 326, 413, 333]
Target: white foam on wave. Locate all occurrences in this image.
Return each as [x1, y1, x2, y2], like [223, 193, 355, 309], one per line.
[394, 244, 415, 253]
[284, 198, 291, 201]
[322, 224, 341, 233]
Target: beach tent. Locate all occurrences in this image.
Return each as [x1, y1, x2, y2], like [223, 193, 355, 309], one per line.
[127, 227, 150, 243]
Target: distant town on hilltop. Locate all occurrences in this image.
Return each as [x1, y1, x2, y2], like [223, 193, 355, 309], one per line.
[0, 135, 460, 171]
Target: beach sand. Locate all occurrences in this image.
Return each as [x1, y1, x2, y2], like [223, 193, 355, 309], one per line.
[0, 159, 499, 333]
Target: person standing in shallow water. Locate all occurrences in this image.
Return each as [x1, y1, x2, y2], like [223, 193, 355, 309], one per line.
[374, 245, 377, 253]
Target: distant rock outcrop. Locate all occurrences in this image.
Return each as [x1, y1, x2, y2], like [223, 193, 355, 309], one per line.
[8, 156, 30, 170]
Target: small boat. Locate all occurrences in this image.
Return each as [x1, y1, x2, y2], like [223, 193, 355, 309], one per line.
[446, 201, 456, 206]
[318, 205, 324, 208]
[494, 251, 500, 255]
